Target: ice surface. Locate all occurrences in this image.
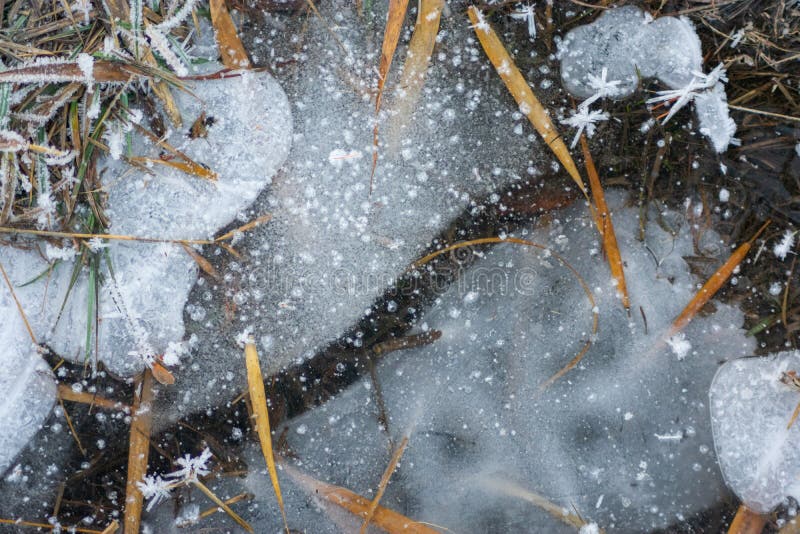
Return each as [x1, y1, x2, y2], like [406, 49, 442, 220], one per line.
[558, 6, 736, 153]
[709, 351, 800, 513]
[0, 282, 56, 475]
[145, 192, 755, 531]
[176, 0, 556, 405]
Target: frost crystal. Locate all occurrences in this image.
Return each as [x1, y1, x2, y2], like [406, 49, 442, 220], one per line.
[166, 448, 213, 482]
[582, 67, 622, 107]
[470, 9, 490, 34]
[560, 107, 609, 149]
[667, 332, 692, 360]
[510, 4, 537, 39]
[137, 475, 173, 511]
[774, 230, 797, 261]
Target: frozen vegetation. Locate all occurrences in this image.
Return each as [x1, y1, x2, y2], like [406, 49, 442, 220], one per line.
[558, 6, 737, 153]
[0, 0, 791, 530]
[710, 351, 800, 514]
[168, 0, 558, 419]
[141, 192, 755, 532]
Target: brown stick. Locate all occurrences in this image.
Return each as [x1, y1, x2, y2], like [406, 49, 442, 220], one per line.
[123, 370, 155, 534]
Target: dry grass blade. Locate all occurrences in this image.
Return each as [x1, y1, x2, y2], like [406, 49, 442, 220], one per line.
[728, 504, 766, 534]
[371, 0, 411, 193]
[181, 243, 221, 281]
[195, 493, 253, 522]
[414, 237, 598, 390]
[282, 463, 442, 534]
[580, 135, 630, 311]
[787, 400, 800, 430]
[360, 435, 410, 533]
[0, 258, 37, 344]
[669, 220, 771, 336]
[59, 397, 87, 456]
[191, 479, 254, 533]
[0, 61, 136, 84]
[214, 214, 272, 242]
[482, 477, 600, 531]
[244, 338, 290, 533]
[123, 369, 154, 534]
[57, 384, 129, 411]
[210, 0, 252, 69]
[0, 226, 217, 246]
[385, 0, 445, 154]
[129, 156, 219, 181]
[467, 6, 587, 200]
[0, 517, 112, 533]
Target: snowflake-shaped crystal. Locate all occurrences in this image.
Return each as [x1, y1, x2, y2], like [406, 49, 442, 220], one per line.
[510, 4, 536, 39]
[166, 448, 213, 482]
[560, 107, 609, 149]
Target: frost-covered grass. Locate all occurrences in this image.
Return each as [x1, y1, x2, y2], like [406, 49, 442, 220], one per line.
[0, 0, 798, 532]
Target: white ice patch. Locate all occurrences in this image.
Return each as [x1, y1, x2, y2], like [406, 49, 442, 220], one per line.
[558, 6, 736, 152]
[710, 351, 800, 513]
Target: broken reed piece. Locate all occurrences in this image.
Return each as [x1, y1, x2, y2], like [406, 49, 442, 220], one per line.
[371, 0, 411, 193]
[384, 0, 445, 154]
[580, 134, 630, 311]
[669, 220, 771, 336]
[57, 384, 129, 411]
[282, 462, 441, 534]
[467, 6, 589, 203]
[210, 0, 252, 69]
[123, 369, 154, 534]
[360, 435, 410, 533]
[244, 338, 290, 533]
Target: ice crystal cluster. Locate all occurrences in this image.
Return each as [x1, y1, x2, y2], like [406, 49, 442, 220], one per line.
[558, 6, 737, 152]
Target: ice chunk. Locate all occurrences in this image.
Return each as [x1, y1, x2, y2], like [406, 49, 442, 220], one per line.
[0, 271, 57, 474]
[558, 6, 736, 152]
[709, 351, 800, 513]
[2, 69, 293, 378]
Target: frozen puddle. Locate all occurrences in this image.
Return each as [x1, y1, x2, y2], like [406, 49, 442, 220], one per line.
[144, 192, 755, 532]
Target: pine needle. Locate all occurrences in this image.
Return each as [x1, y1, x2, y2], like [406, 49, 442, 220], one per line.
[282, 463, 442, 534]
[482, 477, 599, 531]
[244, 338, 290, 533]
[57, 384, 129, 411]
[413, 237, 598, 391]
[385, 0, 445, 154]
[123, 369, 155, 534]
[360, 435, 410, 533]
[210, 0, 252, 69]
[191, 479, 254, 533]
[467, 6, 588, 202]
[370, 0, 410, 194]
[580, 135, 630, 311]
[669, 220, 771, 336]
